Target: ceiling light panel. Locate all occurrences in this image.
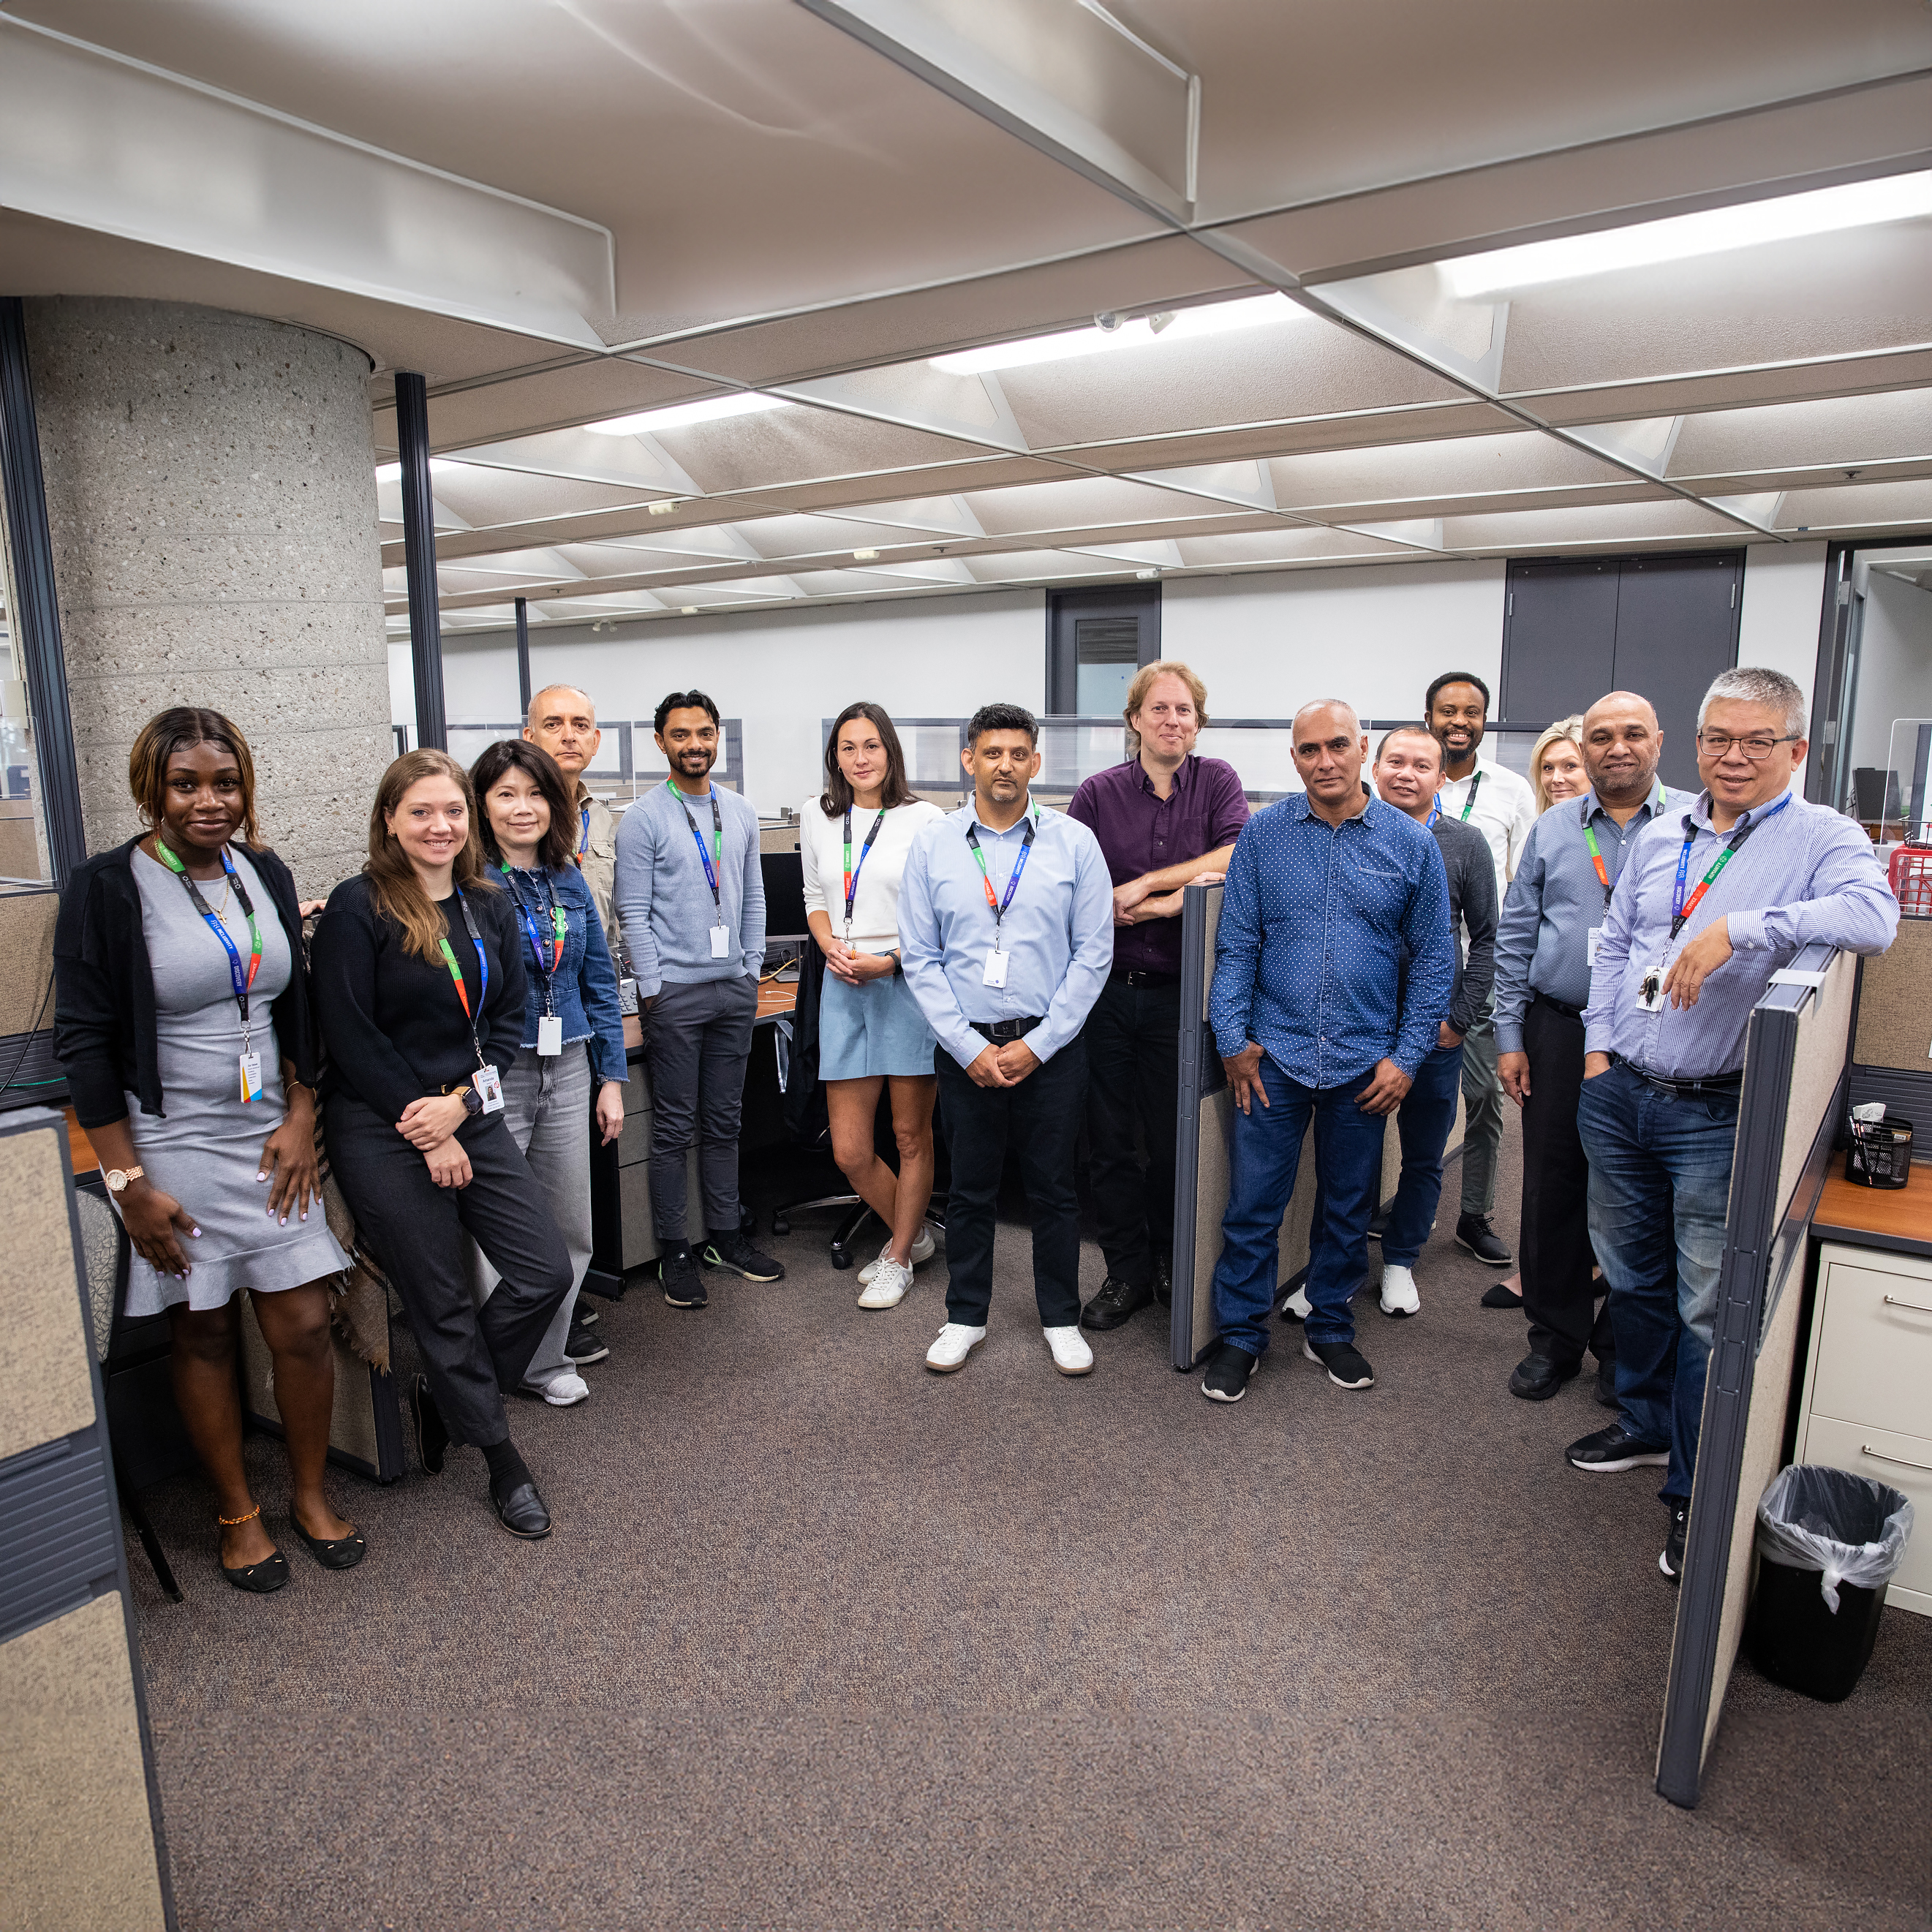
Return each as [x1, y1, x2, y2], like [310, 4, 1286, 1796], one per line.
[1265, 431, 1629, 512]
[930, 293, 1300, 374]
[1773, 479, 1932, 530]
[1174, 529, 1412, 567]
[1666, 388, 1932, 481]
[583, 393, 790, 437]
[415, 466, 666, 530]
[1441, 500, 1741, 553]
[960, 549, 1143, 584]
[963, 473, 1234, 537]
[645, 404, 998, 496]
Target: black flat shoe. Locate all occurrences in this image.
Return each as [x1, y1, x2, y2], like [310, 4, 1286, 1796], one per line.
[410, 1373, 448, 1476]
[221, 1549, 290, 1594]
[289, 1515, 368, 1570]
[1480, 1280, 1523, 1309]
[491, 1476, 552, 1540]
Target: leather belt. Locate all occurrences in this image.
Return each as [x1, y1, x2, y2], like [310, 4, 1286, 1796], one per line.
[1534, 993, 1585, 1022]
[970, 1016, 1044, 1043]
[1111, 967, 1180, 989]
[1610, 1052, 1743, 1098]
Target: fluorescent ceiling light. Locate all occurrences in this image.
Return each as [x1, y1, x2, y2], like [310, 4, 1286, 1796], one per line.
[929, 293, 1298, 375]
[1441, 170, 1932, 298]
[584, 393, 788, 437]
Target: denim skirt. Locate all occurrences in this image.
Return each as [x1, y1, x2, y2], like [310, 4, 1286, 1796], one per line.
[818, 966, 938, 1079]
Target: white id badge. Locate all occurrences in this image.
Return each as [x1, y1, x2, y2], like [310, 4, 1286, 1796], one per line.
[982, 947, 1008, 989]
[474, 1063, 506, 1114]
[1637, 956, 1670, 1013]
[536, 1014, 563, 1057]
[1586, 926, 1604, 968]
[710, 926, 732, 959]
[238, 1050, 263, 1103]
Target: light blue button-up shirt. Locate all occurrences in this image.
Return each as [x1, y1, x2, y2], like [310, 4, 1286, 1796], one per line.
[1585, 784, 1897, 1078]
[899, 797, 1114, 1071]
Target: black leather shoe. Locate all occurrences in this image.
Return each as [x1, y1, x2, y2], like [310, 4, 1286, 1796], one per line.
[410, 1373, 448, 1476]
[1456, 1214, 1514, 1266]
[1153, 1256, 1171, 1309]
[491, 1476, 552, 1540]
[1594, 1360, 1619, 1408]
[1081, 1275, 1152, 1331]
[221, 1549, 290, 1594]
[1509, 1352, 1580, 1400]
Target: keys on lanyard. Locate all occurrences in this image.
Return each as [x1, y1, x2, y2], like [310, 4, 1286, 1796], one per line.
[669, 779, 732, 959]
[965, 808, 1037, 989]
[437, 888, 505, 1109]
[842, 807, 887, 943]
[503, 864, 569, 1048]
[155, 839, 265, 1101]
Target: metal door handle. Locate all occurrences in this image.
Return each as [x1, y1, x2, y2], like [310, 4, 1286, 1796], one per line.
[1881, 1294, 1932, 1313]
[1862, 1444, 1932, 1473]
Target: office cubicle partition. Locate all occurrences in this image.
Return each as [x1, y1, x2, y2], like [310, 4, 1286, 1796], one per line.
[1656, 941, 1854, 1808]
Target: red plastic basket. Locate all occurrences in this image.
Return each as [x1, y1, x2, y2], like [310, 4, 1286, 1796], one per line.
[1889, 845, 1932, 918]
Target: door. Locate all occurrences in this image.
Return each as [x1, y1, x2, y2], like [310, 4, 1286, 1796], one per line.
[1046, 582, 1161, 716]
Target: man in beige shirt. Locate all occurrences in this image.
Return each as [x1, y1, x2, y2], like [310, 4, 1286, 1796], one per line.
[524, 682, 622, 962]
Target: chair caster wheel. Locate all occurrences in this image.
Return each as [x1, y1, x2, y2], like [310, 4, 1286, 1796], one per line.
[770, 1216, 790, 1237]
[830, 1247, 853, 1271]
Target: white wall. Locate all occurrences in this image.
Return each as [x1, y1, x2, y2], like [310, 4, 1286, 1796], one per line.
[1737, 541, 1828, 789]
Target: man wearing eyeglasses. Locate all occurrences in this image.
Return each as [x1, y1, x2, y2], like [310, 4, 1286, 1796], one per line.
[1569, 668, 1895, 1585]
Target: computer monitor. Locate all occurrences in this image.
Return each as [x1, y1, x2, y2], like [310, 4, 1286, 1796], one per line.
[761, 850, 809, 940]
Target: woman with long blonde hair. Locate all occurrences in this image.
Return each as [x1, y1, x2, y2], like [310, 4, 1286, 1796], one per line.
[312, 750, 572, 1541]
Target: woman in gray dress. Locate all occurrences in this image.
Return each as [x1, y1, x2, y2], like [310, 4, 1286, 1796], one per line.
[54, 709, 362, 1593]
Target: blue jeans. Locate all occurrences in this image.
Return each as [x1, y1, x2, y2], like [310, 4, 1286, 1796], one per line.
[1576, 1060, 1738, 1502]
[1212, 1057, 1389, 1354]
[1381, 1041, 1467, 1269]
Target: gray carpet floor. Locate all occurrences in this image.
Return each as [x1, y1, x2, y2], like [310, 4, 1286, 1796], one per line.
[125, 1117, 1931, 1931]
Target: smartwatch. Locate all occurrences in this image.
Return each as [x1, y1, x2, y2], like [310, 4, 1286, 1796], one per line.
[447, 1083, 483, 1120]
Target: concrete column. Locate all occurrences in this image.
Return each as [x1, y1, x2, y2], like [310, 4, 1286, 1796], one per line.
[25, 297, 392, 897]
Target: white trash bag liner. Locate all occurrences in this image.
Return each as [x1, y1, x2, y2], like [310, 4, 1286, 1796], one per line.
[1756, 1465, 1914, 1615]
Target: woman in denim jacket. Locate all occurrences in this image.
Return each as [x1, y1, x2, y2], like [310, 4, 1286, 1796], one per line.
[468, 739, 628, 1404]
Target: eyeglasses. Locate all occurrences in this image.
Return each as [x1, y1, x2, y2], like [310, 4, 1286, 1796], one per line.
[1696, 731, 1798, 761]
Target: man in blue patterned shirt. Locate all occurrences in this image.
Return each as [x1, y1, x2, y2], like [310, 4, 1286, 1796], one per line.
[1201, 701, 1457, 1402]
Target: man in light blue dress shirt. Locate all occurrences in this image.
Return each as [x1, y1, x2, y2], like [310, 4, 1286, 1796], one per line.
[1569, 667, 1896, 1584]
[899, 703, 1114, 1378]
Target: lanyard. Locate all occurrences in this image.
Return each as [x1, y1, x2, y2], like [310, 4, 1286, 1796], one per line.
[1582, 782, 1667, 902]
[1669, 793, 1791, 940]
[502, 864, 567, 1010]
[577, 802, 590, 861]
[155, 839, 262, 1046]
[1426, 795, 1441, 829]
[436, 887, 491, 1068]
[842, 807, 887, 938]
[964, 808, 1038, 946]
[1456, 769, 1482, 821]
[669, 779, 724, 915]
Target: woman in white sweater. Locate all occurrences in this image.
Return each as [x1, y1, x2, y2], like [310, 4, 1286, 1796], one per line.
[800, 704, 946, 1309]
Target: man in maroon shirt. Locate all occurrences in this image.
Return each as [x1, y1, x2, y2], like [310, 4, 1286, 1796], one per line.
[1068, 663, 1250, 1329]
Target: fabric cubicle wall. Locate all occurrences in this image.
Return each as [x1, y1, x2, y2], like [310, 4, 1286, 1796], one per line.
[1169, 879, 1466, 1370]
[1655, 941, 1855, 1808]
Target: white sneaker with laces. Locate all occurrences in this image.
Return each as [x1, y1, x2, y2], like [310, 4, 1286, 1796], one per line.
[1378, 1264, 1421, 1318]
[1284, 1285, 1313, 1320]
[859, 1223, 937, 1286]
[924, 1322, 986, 1372]
[1043, 1325, 1095, 1376]
[857, 1255, 914, 1310]
[532, 1370, 589, 1407]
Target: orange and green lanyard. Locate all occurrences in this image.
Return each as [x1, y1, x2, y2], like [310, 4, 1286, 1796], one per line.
[436, 888, 491, 1067]
[1669, 794, 1791, 941]
[154, 837, 263, 1046]
[1582, 782, 1666, 905]
[964, 807, 1038, 943]
[842, 807, 887, 940]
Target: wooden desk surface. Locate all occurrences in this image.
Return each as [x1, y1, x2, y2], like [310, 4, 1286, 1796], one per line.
[757, 981, 798, 1022]
[1814, 1161, 1932, 1258]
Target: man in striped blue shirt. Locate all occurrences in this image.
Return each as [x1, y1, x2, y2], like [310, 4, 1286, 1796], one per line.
[1201, 701, 1456, 1403]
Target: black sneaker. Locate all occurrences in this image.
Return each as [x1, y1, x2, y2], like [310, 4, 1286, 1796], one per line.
[1153, 1256, 1171, 1309]
[1509, 1352, 1579, 1401]
[575, 1302, 601, 1329]
[1660, 1503, 1689, 1582]
[1455, 1214, 1513, 1266]
[701, 1232, 786, 1282]
[564, 1319, 610, 1366]
[1566, 1422, 1669, 1473]
[1200, 1342, 1257, 1403]
[1302, 1337, 1374, 1389]
[1366, 1207, 1391, 1243]
[660, 1245, 707, 1308]
[1081, 1275, 1152, 1331]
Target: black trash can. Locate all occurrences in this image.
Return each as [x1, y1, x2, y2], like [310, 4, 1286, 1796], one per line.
[1744, 1465, 1914, 1704]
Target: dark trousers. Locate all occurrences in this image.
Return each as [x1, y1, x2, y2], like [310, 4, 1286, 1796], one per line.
[1519, 997, 1616, 1371]
[1082, 974, 1180, 1289]
[935, 1039, 1087, 1327]
[1379, 1039, 1467, 1267]
[325, 1094, 572, 1449]
[644, 975, 757, 1241]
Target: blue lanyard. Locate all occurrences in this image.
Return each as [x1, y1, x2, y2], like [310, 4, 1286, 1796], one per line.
[578, 803, 590, 858]
[154, 840, 262, 1035]
[670, 780, 723, 909]
[502, 866, 567, 1004]
[1669, 793, 1790, 939]
[964, 809, 1038, 937]
[842, 807, 887, 935]
[1426, 795, 1441, 829]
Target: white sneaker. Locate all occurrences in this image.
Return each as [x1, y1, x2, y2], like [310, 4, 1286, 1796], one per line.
[1283, 1285, 1313, 1321]
[857, 1256, 914, 1310]
[1378, 1264, 1420, 1318]
[532, 1370, 589, 1407]
[924, 1322, 986, 1373]
[1043, 1325, 1095, 1376]
[859, 1223, 937, 1285]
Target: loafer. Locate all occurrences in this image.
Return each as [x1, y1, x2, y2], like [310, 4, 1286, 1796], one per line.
[410, 1373, 448, 1476]
[1200, 1342, 1257, 1404]
[1566, 1422, 1670, 1473]
[924, 1322, 986, 1373]
[1509, 1352, 1580, 1400]
[1080, 1275, 1152, 1331]
[1043, 1324, 1094, 1376]
[491, 1476, 552, 1540]
[288, 1514, 367, 1571]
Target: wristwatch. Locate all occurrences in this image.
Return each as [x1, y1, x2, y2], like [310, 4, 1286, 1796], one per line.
[105, 1165, 145, 1193]
[453, 1084, 483, 1120]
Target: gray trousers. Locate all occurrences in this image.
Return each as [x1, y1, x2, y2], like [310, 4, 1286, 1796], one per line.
[645, 974, 757, 1242]
[1459, 1004, 1503, 1218]
[468, 1041, 594, 1387]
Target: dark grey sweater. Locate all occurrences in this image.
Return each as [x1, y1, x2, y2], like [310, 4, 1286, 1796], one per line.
[1432, 815, 1498, 1037]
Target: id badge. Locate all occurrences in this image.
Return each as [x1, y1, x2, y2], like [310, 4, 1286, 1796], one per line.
[238, 1050, 263, 1103]
[710, 926, 731, 959]
[474, 1063, 506, 1114]
[536, 1014, 563, 1057]
[1586, 926, 1604, 968]
[982, 947, 1008, 989]
[1637, 956, 1670, 1013]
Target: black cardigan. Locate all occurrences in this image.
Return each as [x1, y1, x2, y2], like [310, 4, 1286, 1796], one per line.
[53, 836, 317, 1130]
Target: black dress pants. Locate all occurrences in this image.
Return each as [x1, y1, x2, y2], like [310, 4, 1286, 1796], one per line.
[935, 1039, 1087, 1328]
[1082, 973, 1180, 1290]
[1519, 997, 1616, 1371]
[326, 1094, 573, 1449]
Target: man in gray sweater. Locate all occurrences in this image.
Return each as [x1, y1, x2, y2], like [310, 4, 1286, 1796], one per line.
[614, 689, 782, 1306]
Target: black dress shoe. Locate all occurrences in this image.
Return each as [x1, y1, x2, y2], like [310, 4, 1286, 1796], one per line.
[1081, 1275, 1152, 1331]
[289, 1514, 368, 1570]
[1509, 1352, 1580, 1400]
[491, 1476, 552, 1540]
[410, 1373, 448, 1476]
